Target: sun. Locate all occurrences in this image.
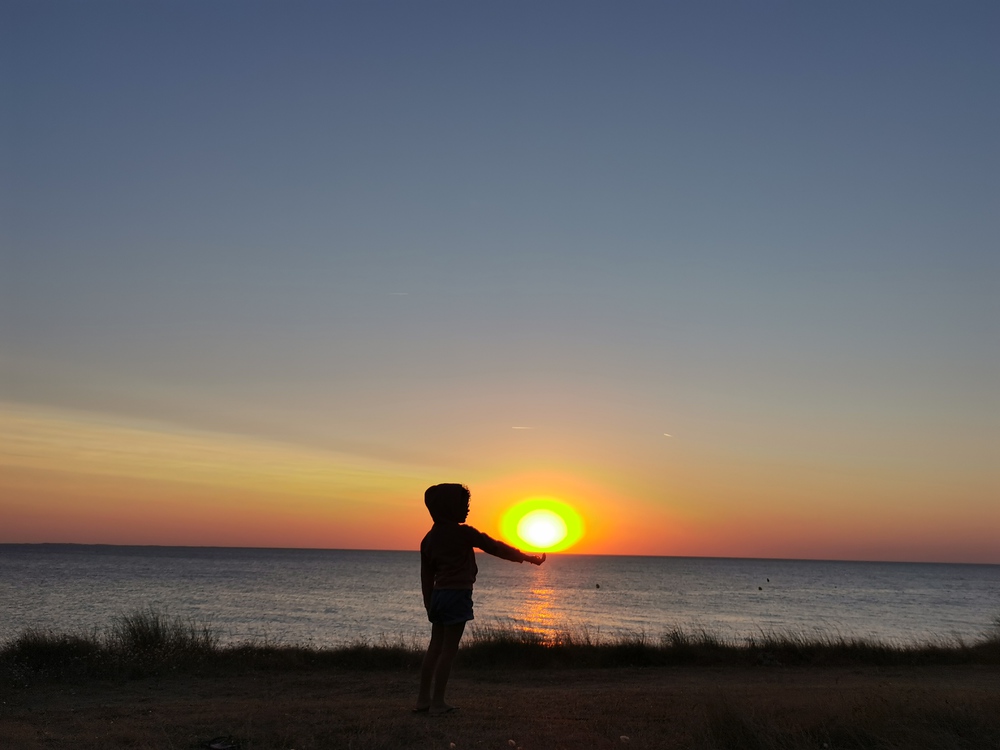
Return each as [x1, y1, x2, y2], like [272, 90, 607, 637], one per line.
[501, 497, 584, 552]
[517, 509, 567, 549]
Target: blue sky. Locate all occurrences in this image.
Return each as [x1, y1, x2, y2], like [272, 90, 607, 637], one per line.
[2, 1, 998, 559]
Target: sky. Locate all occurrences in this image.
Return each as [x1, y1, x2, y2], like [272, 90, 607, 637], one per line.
[2, 1, 998, 563]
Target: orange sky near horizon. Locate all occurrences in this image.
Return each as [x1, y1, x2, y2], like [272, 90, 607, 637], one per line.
[2, 403, 996, 564]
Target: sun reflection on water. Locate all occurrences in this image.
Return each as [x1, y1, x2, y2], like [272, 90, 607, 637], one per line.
[513, 565, 562, 642]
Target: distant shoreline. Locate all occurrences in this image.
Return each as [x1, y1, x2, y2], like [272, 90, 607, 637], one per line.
[3, 542, 997, 567]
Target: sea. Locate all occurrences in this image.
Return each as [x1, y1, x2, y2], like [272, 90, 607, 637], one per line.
[1, 544, 998, 647]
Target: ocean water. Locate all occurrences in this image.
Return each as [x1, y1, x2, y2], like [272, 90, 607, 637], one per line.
[1, 544, 998, 647]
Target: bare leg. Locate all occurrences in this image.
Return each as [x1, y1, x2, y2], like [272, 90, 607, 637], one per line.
[430, 622, 465, 712]
[415, 622, 466, 712]
[416, 623, 444, 710]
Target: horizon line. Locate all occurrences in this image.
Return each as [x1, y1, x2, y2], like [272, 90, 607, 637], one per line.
[1, 542, 996, 567]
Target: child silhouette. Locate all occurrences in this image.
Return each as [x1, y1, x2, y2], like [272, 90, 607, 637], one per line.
[415, 483, 545, 714]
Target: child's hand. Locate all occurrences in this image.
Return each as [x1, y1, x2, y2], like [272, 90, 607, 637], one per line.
[526, 552, 546, 566]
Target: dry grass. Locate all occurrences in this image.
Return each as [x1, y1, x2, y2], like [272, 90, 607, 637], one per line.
[459, 616, 1000, 669]
[3, 610, 999, 682]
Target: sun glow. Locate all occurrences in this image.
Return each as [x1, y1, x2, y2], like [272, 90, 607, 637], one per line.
[501, 497, 584, 552]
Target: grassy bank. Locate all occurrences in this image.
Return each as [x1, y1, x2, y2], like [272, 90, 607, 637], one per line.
[3, 610, 999, 682]
[3, 611, 999, 749]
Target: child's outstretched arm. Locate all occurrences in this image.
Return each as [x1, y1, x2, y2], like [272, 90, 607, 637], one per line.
[466, 527, 547, 566]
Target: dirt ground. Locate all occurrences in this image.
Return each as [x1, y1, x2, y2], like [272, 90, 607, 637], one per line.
[3, 664, 999, 750]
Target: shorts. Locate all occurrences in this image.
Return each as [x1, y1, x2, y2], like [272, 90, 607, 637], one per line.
[428, 588, 474, 625]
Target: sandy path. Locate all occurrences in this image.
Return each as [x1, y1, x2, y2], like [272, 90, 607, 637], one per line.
[3, 665, 998, 749]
